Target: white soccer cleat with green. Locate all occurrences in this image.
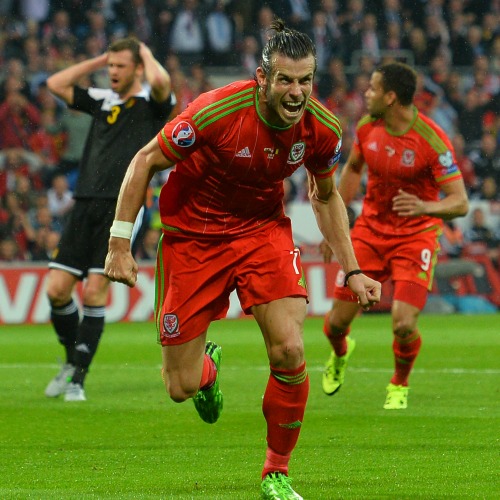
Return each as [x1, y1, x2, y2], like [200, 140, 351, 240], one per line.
[45, 363, 75, 397]
[64, 382, 87, 402]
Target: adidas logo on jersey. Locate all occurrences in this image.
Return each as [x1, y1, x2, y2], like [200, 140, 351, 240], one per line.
[367, 141, 378, 152]
[235, 147, 251, 158]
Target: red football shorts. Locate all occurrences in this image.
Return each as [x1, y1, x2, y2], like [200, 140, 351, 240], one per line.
[333, 223, 441, 310]
[155, 218, 308, 345]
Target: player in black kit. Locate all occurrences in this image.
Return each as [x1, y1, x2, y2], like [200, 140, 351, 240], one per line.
[44, 37, 174, 402]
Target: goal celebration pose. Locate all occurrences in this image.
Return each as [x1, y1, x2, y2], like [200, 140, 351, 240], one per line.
[104, 20, 380, 500]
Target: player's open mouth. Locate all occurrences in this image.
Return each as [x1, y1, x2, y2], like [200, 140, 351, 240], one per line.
[282, 101, 304, 117]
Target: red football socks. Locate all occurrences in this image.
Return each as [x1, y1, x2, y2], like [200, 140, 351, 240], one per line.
[391, 331, 422, 386]
[323, 312, 350, 357]
[262, 362, 309, 478]
[199, 353, 216, 390]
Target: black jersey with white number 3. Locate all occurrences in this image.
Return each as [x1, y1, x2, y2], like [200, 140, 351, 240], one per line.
[70, 86, 174, 199]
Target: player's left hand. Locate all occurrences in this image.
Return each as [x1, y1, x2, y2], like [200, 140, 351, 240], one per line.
[347, 274, 382, 311]
[392, 189, 426, 217]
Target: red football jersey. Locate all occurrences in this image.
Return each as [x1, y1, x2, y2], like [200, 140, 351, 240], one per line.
[354, 109, 463, 236]
[157, 80, 342, 237]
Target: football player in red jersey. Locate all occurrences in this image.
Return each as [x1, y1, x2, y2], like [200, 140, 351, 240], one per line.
[320, 62, 469, 410]
[105, 19, 380, 500]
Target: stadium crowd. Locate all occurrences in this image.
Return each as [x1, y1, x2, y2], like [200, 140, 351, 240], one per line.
[0, 0, 499, 266]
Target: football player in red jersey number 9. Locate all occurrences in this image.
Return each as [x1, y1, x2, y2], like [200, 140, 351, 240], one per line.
[320, 62, 469, 410]
[104, 19, 381, 500]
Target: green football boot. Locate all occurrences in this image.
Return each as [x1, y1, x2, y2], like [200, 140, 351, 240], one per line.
[322, 336, 356, 395]
[193, 341, 223, 424]
[261, 472, 303, 500]
[383, 383, 409, 410]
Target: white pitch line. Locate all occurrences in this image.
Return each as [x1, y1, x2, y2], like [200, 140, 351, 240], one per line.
[0, 363, 499, 375]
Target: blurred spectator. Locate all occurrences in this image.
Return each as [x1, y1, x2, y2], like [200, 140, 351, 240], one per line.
[135, 227, 160, 261]
[440, 220, 464, 258]
[309, 10, 334, 73]
[471, 176, 500, 202]
[451, 133, 476, 191]
[0, 237, 25, 261]
[169, 0, 206, 68]
[255, 4, 275, 52]
[28, 108, 63, 184]
[316, 56, 348, 101]
[31, 205, 62, 233]
[41, 9, 77, 57]
[47, 173, 74, 227]
[468, 132, 500, 192]
[0, 88, 41, 150]
[240, 35, 259, 78]
[29, 227, 60, 261]
[205, 0, 236, 66]
[0, 148, 44, 197]
[120, 0, 155, 45]
[464, 206, 500, 266]
[455, 87, 490, 144]
[272, 0, 312, 33]
[188, 63, 214, 98]
[402, 26, 437, 67]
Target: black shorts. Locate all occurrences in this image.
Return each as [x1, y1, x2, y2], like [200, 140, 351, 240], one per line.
[49, 199, 116, 279]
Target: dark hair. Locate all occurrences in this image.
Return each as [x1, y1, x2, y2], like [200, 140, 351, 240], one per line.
[108, 37, 142, 65]
[375, 62, 417, 106]
[261, 18, 317, 77]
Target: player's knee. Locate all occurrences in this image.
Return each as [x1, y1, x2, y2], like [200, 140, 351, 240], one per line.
[268, 339, 304, 369]
[46, 281, 71, 306]
[164, 373, 198, 402]
[393, 320, 416, 339]
[168, 384, 198, 403]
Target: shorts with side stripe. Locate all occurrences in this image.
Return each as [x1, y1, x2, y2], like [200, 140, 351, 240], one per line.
[333, 223, 441, 309]
[155, 217, 308, 345]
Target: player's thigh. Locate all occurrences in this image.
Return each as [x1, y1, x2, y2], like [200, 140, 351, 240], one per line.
[252, 296, 307, 369]
[156, 235, 233, 346]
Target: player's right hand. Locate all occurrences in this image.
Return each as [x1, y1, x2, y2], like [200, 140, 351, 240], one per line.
[104, 238, 138, 287]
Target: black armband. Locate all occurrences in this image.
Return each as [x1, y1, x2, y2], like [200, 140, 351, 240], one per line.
[344, 269, 363, 287]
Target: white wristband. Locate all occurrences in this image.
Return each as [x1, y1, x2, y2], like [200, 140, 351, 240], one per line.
[110, 220, 134, 239]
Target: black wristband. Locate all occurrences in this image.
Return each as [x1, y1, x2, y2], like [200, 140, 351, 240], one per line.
[344, 269, 363, 287]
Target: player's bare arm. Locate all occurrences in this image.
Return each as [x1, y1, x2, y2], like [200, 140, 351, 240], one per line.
[104, 138, 174, 287]
[139, 42, 171, 103]
[46, 54, 108, 105]
[309, 174, 381, 309]
[392, 178, 469, 219]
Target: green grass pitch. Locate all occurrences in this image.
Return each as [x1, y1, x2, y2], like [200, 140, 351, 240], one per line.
[1, 314, 498, 499]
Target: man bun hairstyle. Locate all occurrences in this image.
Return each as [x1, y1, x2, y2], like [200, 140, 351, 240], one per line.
[261, 18, 317, 77]
[376, 62, 417, 106]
